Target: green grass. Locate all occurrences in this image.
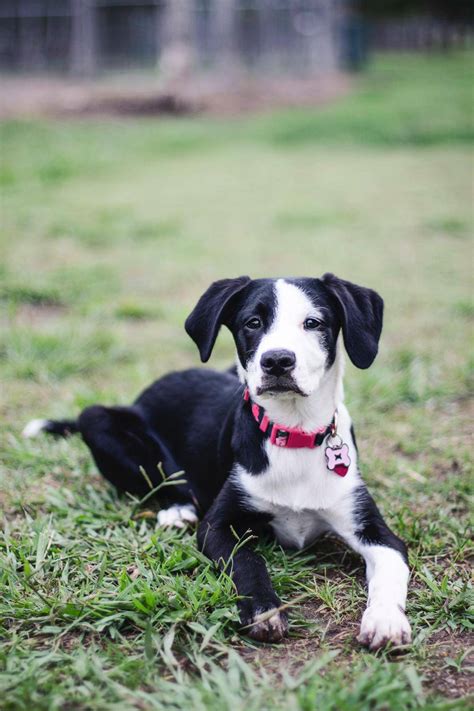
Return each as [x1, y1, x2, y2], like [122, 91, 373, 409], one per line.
[1, 52, 473, 709]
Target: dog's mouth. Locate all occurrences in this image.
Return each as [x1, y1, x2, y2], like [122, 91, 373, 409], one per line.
[256, 376, 307, 397]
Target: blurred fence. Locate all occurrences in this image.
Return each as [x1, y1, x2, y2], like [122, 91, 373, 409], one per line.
[371, 16, 473, 51]
[0, 0, 361, 76]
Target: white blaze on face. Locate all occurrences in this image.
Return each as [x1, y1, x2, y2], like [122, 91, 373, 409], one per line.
[245, 280, 328, 397]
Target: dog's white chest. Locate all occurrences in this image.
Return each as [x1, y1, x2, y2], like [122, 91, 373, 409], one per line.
[269, 507, 329, 549]
[236, 444, 358, 549]
[239, 441, 356, 506]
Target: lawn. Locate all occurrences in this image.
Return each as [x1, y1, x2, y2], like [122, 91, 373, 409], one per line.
[0, 52, 473, 710]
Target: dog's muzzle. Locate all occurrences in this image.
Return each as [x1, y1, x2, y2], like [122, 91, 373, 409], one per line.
[256, 375, 306, 397]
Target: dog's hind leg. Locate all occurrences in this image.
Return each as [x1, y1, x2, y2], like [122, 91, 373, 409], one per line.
[24, 403, 198, 524]
[77, 406, 195, 514]
[156, 502, 198, 529]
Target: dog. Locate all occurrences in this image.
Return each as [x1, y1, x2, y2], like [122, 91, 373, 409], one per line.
[23, 274, 411, 649]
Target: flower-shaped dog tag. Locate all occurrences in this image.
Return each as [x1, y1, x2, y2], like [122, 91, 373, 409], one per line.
[325, 436, 351, 477]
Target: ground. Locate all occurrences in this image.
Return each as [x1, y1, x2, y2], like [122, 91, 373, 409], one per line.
[0, 53, 473, 710]
[0, 71, 351, 118]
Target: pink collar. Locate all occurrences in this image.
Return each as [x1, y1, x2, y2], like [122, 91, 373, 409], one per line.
[243, 388, 335, 449]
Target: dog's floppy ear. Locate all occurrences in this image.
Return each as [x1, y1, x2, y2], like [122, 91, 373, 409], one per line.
[321, 273, 384, 369]
[185, 276, 251, 362]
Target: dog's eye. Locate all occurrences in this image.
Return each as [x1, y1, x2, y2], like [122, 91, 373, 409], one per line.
[304, 318, 322, 331]
[245, 317, 262, 330]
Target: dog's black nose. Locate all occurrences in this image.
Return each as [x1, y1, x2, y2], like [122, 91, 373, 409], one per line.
[261, 349, 296, 376]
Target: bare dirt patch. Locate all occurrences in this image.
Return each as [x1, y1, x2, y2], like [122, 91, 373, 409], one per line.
[0, 72, 351, 119]
[240, 601, 358, 678]
[241, 606, 473, 700]
[11, 303, 68, 327]
[423, 629, 474, 699]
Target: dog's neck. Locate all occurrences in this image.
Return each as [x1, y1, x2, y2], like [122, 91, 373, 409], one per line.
[246, 347, 345, 432]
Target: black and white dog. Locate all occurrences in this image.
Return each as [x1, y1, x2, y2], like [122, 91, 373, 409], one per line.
[24, 274, 411, 649]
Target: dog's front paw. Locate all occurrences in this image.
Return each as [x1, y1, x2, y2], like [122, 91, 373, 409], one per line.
[242, 606, 288, 643]
[357, 604, 411, 650]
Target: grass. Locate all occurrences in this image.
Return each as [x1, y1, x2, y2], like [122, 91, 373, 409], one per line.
[0, 52, 473, 709]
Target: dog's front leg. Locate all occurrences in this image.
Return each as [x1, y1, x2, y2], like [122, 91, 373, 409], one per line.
[354, 541, 411, 650]
[197, 485, 287, 643]
[327, 487, 411, 650]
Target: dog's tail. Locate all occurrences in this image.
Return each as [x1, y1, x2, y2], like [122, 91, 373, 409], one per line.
[22, 418, 79, 439]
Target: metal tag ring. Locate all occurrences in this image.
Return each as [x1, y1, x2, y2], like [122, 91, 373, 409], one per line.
[326, 433, 343, 449]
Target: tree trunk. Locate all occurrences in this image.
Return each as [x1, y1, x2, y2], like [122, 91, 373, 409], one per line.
[70, 0, 97, 76]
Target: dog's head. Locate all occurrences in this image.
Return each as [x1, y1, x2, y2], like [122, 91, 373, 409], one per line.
[185, 275, 383, 400]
